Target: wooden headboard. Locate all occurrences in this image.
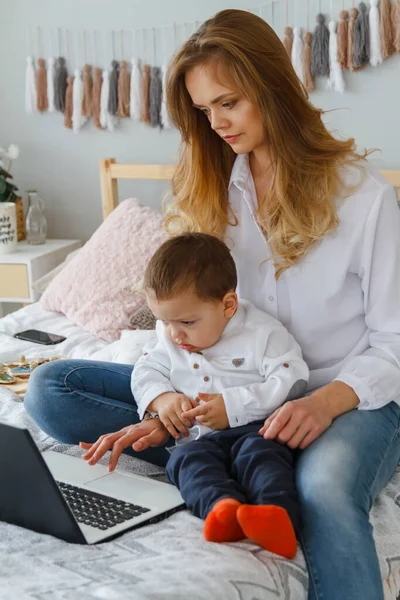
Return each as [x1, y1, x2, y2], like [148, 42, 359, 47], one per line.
[99, 158, 400, 220]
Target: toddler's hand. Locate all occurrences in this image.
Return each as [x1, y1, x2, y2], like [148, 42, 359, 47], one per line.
[181, 392, 229, 430]
[148, 392, 199, 439]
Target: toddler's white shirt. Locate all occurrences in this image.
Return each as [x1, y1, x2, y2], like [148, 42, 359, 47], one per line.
[132, 299, 309, 435]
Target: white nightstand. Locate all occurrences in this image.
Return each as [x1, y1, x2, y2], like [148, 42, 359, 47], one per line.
[0, 239, 81, 315]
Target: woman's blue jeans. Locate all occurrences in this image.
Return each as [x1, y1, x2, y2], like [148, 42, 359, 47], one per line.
[24, 359, 400, 600]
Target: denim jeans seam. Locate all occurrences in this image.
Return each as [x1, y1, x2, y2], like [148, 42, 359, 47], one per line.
[369, 426, 400, 501]
[64, 367, 136, 414]
[298, 532, 322, 600]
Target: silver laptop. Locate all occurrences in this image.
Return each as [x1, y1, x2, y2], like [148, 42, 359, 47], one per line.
[0, 422, 184, 544]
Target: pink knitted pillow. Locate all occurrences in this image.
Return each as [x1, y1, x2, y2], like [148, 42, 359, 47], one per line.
[41, 199, 166, 341]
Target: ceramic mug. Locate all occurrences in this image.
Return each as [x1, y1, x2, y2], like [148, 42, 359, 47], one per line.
[0, 202, 17, 255]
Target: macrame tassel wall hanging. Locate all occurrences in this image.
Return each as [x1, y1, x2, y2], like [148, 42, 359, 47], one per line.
[347, 7, 359, 71]
[369, 0, 383, 66]
[130, 57, 142, 121]
[117, 31, 130, 118]
[380, 0, 394, 60]
[72, 69, 87, 133]
[36, 58, 48, 111]
[282, 0, 293, 58]
[82, 64, 93, 118]
[160, 26, 171, 128]
[302, 2, 314, 92]
[327, 21, 345, 93]
[92, 67, 103, 129]
[283, 27, 294, 57]
[47, 57, 55, 111]
[311, 13, 330, 77]
[149, 66, 162, 128]
[25, 56, 37, 114]
[161, 64, 171, 129]
[118, 60, 131, 118]
[292, 28, 304, 83]
[64, 75, 74, 128]
[302, 32, 315, 91]
[392, 0, 400, 53]
[337, 10, 349, 69]
[353, 2, 370, 70]
[54, 57, 68, 113]
[108, 60, 119, 116]
[100, 69, 116, 132]
[141, 64, 151, 124]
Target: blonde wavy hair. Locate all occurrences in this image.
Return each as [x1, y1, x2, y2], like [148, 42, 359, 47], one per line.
[164, 9, 369, 277]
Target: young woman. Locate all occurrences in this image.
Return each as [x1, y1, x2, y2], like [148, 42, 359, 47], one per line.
[25, 10, 400, 600]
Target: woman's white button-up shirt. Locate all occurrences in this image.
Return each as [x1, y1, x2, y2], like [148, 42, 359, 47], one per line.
[225, 154, 400, 410]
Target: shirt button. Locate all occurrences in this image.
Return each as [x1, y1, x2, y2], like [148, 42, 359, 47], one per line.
[193, 363, 199, 369]
[203, 376, 210, 382]
[269, 295, 274, 301]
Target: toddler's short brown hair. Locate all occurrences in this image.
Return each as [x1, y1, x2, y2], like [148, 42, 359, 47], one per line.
[144, 233, 237, 301]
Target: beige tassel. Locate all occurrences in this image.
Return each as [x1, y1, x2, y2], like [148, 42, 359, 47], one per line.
[92, 68, 103, 129]
[36, 58, 48, 112]
[140, 64, 150, 124]
[392, 0, 400, 53]
[117, 60, 131, 118]
[302, 32, 314, 92]
[337, 10, 349, 69]
[347, 8, 359, 71]
[64, 75, 74, 129]
[381, 0, 394, 59]
[283, 27, 294, 57]
[81, 65, 93, 117]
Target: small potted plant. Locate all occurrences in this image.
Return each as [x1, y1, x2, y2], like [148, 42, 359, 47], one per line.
[0, 144, 25, 242]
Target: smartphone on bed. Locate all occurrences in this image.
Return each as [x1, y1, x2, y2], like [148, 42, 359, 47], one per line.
[13, 329, 66, 345]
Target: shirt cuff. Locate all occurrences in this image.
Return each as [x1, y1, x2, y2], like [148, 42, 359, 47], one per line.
[222, 387, 254, 427]
[333, 374, 376, 410]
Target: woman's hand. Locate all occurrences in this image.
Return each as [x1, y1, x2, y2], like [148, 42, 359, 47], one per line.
[259, 381, 359, 449]
[80, 419, 170, 472]
[181, 392, 229, 430]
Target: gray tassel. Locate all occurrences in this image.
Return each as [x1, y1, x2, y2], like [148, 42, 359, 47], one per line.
[311, 13, 330, 77]
[108, 60, 119, 116]
[353, 2, 370, 69]
[54, 57, 68, 113]
[149, 66, 162, 128]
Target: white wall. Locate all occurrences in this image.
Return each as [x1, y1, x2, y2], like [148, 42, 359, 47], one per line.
[1, 0, 399, 242]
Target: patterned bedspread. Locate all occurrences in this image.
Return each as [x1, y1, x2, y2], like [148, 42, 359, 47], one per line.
[1, 388, 399, 600]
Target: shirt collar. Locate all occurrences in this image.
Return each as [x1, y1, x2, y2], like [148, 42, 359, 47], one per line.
[220, 301, 246, 340]
[228, 153, 251, 192]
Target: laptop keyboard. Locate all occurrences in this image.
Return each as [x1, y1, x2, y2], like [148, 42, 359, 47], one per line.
[56, 481, 151, 530]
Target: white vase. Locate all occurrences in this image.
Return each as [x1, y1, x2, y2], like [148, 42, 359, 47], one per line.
[0, 202, 17, 255]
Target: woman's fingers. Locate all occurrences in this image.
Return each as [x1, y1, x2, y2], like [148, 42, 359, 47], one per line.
[285, 423, 310, 449]
[81, 433, 114, 461]
[132, 427, 168, 452]
[79, 441, 93, 450]
[261, 405, 292, 440]
[299, 430, 319, 450]
[86, 433, 124, 465]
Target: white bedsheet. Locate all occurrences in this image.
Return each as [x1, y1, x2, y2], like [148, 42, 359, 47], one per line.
[0, 302, 108, 363]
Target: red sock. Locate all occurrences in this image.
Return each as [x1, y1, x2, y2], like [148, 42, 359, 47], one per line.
[237, 505, 297, 559]
[204, 498, 245, 543]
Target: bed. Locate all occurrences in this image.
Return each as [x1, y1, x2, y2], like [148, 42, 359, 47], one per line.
[1, 160, 400, 600]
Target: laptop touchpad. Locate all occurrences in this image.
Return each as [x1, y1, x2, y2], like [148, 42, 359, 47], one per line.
[86, 472, 170, 509]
